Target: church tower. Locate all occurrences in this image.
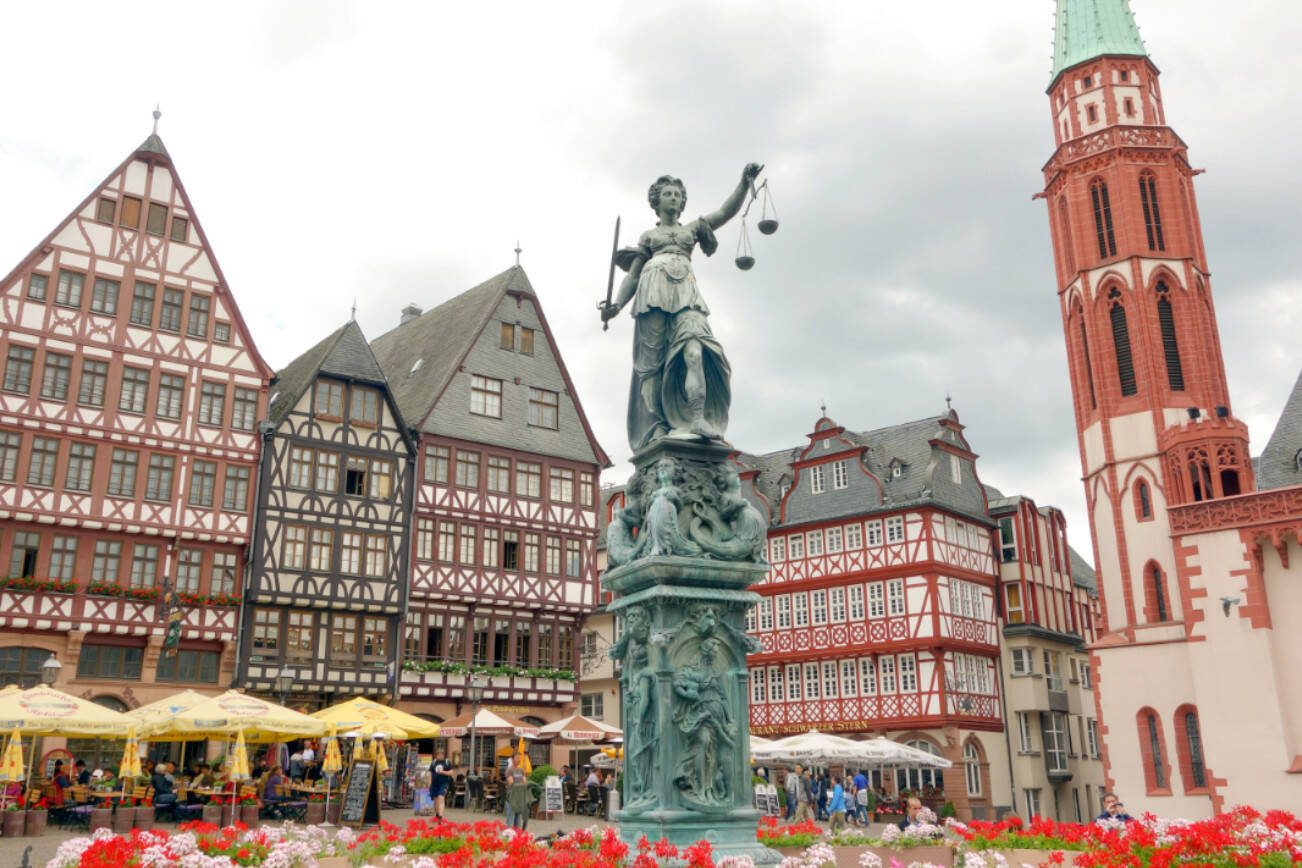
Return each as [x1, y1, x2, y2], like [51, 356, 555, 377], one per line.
[1040, 0, 1265, 811]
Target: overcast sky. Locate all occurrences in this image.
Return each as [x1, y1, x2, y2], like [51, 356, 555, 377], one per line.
[2, 1, 1299, 561]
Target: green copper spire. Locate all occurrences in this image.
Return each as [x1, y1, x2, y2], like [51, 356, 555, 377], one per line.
[1051, 0, 1147, 85]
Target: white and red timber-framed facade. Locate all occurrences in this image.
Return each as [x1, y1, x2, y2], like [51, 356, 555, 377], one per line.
[1041, 0, 1302, 816]
[0, 132, 272, 737]
[370, 267, 609, 764]
[236, 320, 416, 705]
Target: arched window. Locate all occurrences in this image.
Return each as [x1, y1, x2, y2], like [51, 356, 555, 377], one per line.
[1137, 708, 1169, 793]
[1139, 172, 1165, 251]
[1146, 563, 1169, 622]
[1109, 290, 1137, 396]
[1154, 282, 1184, 391]
[1058, 197, 1076, 275]
[1090, 178, 1117, 258]
[1174, 705, 1207, 791]
[963, 741, 982, 796]
[1135, 480, 1152, 520]
[896, 739, 944, 793]
[1070, 303, 1096, 411]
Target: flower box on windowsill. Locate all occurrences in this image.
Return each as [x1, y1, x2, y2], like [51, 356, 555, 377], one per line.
[2, 578, 78, 594]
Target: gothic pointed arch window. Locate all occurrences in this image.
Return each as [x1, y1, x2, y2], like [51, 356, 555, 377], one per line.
[1145, 562, 1169, 623]
[1090, 178, 1117, 259]
[1135, 479, 1152, 521]
[1108, 289, 1137, 396]
[1057, 197, 1075, 275]
[1070, 301, 1096, 411]
[1174, 704, 1207, 792]
[1154, 281, 1185, 391]
[1139, 171, 1165, 251]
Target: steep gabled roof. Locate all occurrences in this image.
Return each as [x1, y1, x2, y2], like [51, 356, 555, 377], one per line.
[1050, 0, 1147, 87]
[1068, 545, 1098, 594]
[1257, 366, 1302, 491]
[370, 265, 609, 467]
[267, 320, 391, 427]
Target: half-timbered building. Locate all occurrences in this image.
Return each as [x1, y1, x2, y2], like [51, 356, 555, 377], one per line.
[0, 130, 272, 727]
[237, 320, 415, 705]
[987, 487, 1105, 822]
[370, 266, 608, 761]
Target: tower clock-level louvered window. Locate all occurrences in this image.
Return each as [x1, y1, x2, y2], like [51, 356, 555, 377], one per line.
[1108, 290, 1137, 396]
[1089, 178, 1117, 259]
[1139, 172, 1165, 251]
[1154, 282, 1185, 391]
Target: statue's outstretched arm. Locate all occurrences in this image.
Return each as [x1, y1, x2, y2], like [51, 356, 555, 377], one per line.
[702, 163, 763, 230]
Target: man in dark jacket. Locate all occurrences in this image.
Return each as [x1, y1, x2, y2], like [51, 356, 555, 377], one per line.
[152, 761, 178, 808]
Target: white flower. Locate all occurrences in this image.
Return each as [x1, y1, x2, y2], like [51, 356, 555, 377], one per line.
[858, 852, 884, 868]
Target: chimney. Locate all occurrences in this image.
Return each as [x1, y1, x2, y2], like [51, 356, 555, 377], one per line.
[400, 303, 422, 326]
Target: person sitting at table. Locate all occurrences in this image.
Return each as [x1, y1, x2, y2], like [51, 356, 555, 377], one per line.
[152, 762, 178, 810]
[262, 765, 285, 804]
[187, 763, 213, 804]
[304, 760, 323, 783]
[74, 759, 91, 787]
[96, 768, 116, 791]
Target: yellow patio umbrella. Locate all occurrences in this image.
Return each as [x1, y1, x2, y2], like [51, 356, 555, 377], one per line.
[126, 689, 209, 729]
[371, 737, 388, 772]
[311, 697, 440, 740]
[228, 729, 251, 781]
[0, 728, 25, 782]
[351, 735, 366, 761]
[138, 689, 327, 743]
[119, 727, 142, 780]
[322, 728, 343, 775]
[0, 686, 133, 737]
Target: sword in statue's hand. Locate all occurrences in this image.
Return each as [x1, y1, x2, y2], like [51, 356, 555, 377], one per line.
[599, 216, 620, 331]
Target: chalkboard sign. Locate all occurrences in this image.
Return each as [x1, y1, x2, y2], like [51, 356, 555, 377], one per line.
[764, 784, 781, 816]
[543, 776, 563, 814]
[341, 759, 379, 827]
[753, 784, 765, 812]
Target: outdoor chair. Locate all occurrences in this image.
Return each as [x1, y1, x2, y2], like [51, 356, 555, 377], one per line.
[574, 787, 590, 815]
[482, 783, 499, 813]
[563, 782, 577, 814]
[451, 778, 467, 809]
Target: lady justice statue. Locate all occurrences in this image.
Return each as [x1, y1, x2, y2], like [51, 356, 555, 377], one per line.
[600, 163, 764, 452]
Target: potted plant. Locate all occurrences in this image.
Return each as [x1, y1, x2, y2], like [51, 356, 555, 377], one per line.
[23, 795, 48, 836]
[134, 795, 154, 831]
[112, 798, 137, 833]
[89, 798, 113, 832]
[2, 800, 25, 837]
[202, 797, 224, 826]
[237, 791, 260, 827]
[305, 791, 326, 825]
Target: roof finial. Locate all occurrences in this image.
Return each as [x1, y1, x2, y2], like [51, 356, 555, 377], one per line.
[514, 241, 522, 267]
[350, 298, 357, 321]
[945, 392, 953, 411]
[152, 104, 161, 136]
[819, 400, 827, 418]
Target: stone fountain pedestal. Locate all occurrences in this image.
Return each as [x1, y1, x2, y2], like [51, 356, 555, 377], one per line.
[603, 439, 778, 865]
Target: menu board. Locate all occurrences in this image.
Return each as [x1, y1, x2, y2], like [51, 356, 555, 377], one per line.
[543, 776, 564, 814]
[341, 759, 378, 827]
[753, 784, 780, 816]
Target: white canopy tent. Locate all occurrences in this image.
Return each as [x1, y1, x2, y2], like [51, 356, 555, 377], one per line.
[751, 730, 952, 770]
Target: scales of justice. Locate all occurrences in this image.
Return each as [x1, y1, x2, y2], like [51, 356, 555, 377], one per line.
[595, 163, 782, 864]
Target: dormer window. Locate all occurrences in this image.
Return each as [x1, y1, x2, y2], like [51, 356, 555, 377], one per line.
[890, 461, 904, 479]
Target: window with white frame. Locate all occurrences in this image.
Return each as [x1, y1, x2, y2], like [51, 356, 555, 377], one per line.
[758, 597, 773, 631]
[1086, 718, 1099, 757]
[786, 664, 802, 700]
[751, 671, 766, 704]
[898, 654, 917, 691]
[810, 464, 825, 494]
[833, 460, 848, 490]
[846, 522, 863, 549]
[879, 656, 896, 693]
[964, 742, 982, 796]
[868, 583, 885, 618]
[866, 520, 883, 546]
[1044, 712, 1069, 773]
[1023, 788, 1043, 819]
[840, 659, 858, 697]
[829, 586, 846, 622]
[822, 661, 839, 698]
[1081, 663, 1092, 689]
[810, 589, 827, 625]
[887, 578, 905, 615]
[886, 515, 905, 543]
[804, 662, 820, 699]
[807, 530, 823, 557]
[1044, 650, 1064, 691]
[793, 593, 809, 627]
[776, 595, 792, 629]
[1017, 712, 1035, 752]
[826, 526, 843, 553]
[769, 667, 784, 702]
[859, 657, 877, 695]
[770, 537, 786, 562]
[745, 603, 757, 632]
[848, 585, 865, 620]
[950, 454, 962, 484]
[789, 535, 804, 559]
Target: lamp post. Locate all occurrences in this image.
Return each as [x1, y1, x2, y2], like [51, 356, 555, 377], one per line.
[467, 673, 486, 781]
[40, 655, 62, 686]
[274, 664, 295, 706]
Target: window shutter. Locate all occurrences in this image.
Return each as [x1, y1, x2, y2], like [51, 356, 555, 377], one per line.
[1156, 292, 1184, 390]
[1110, 302, 1137, 396]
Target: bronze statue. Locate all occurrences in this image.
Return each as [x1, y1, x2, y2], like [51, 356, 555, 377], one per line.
[601, 164, 764, 451]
